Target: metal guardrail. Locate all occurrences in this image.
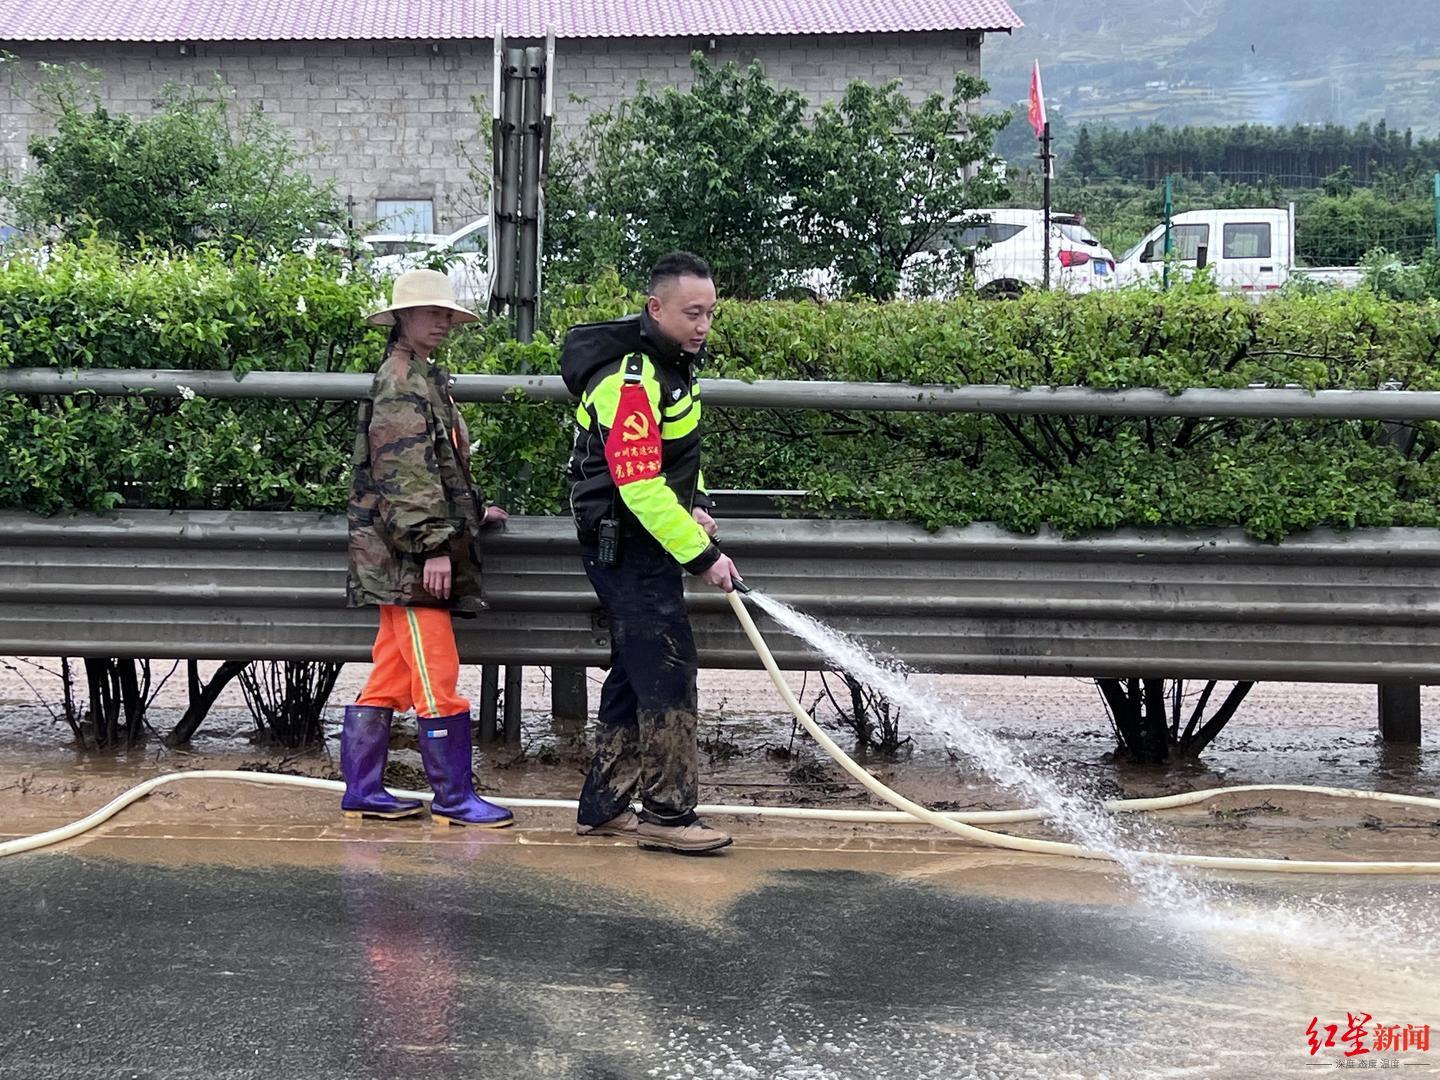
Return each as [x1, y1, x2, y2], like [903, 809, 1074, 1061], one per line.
[4, 511, 1440, 684]
[3, 368, 1439, 419]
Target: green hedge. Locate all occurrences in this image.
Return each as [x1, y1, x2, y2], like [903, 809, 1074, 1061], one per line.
[5, 245, 1440, 538]
[696, 288, 1440, 537]
[1, 243, 382, 512]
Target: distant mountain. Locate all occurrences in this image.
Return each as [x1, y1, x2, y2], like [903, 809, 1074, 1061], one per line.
[982, 0, 1440, 136]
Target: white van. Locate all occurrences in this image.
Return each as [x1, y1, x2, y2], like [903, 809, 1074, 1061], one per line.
[1116, 206, 1363, 293]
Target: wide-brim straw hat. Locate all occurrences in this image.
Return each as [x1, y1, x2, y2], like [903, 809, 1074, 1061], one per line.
[367, 268, 481, 326]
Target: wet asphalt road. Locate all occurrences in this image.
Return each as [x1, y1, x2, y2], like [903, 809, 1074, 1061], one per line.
[1, 831, 1435, 1080]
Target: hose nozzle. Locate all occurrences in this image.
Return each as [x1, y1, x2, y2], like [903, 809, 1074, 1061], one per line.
[732, 579, 752, 595]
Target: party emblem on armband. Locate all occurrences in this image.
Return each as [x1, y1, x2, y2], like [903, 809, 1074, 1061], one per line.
[605, 384, 662, 486]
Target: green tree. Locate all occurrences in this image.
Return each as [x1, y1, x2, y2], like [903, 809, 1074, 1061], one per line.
[1053, 120, 1440, 188]
[797, 74, 1009, 300]
[6, 70, 340, 253]
[580, 56, 812, 298]
[1361, 246, 1440, 300]
[1300, 188, 1435, 263]
[491, 61, 1014, 301]
[1069, 126, 1099, 180]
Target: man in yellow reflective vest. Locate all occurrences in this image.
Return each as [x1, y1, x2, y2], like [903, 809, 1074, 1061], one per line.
[561, 252, 741, 854]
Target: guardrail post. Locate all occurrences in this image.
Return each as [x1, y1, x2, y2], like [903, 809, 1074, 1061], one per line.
[503, 665, 523, 744]
[477, 664, 500, 743]
[550, 666, 588, 744]
[1377, 682, 1422, 744]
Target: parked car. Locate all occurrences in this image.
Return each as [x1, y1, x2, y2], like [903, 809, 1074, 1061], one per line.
[907, 208, 1119, 298]
[363, 232, 443, 258]
[369, 219, 490, 306]
[1115, 206, 1365, 293]
[290, 233, 373, 288]
[792, 208, 1118, 300]
[294, 232, 373, 261]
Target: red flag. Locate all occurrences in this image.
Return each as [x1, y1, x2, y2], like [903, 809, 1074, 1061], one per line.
[1027, 60, 1047, 140]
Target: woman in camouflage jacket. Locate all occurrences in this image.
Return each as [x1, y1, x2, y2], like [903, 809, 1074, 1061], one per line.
[339, 269, 514, 829]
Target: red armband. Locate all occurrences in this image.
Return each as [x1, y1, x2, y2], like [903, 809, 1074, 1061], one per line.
[605, 383, 663, 487]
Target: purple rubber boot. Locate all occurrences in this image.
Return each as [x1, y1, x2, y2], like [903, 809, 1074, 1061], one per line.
[340, 705, 424, 820]
[417, 712, 514, 828]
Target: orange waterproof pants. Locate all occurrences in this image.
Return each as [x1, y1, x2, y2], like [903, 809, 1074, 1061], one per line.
[356, 605, 469, 719]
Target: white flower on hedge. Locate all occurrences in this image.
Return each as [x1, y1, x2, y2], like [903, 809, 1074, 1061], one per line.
[296, 296, 308, 315]
[176, 384, 196, 401]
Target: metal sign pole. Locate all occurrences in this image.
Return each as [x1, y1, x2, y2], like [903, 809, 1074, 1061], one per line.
[485, 25, 505, 315]
[491, 46, 524, 324]
[536, 28, 555, 306]
[1162, 175, 1173, 292]
[515, 45, 544, 344]
[1041, 121, 1052, 290]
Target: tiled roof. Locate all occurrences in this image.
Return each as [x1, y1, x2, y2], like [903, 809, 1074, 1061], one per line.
[0, 1, 1022, 43]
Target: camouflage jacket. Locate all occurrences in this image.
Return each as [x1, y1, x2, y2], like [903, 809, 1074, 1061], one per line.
[346, 347, 487, 612]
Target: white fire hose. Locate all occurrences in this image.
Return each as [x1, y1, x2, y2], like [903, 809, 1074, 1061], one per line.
[2, 590, 1438, 874]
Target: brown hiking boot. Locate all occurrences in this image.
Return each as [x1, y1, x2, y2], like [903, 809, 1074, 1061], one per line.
[575, 810, 640, 838]
[636, 817, 733, 854]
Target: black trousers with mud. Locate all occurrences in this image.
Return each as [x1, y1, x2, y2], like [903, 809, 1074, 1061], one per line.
[577, 535, 700, 828]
